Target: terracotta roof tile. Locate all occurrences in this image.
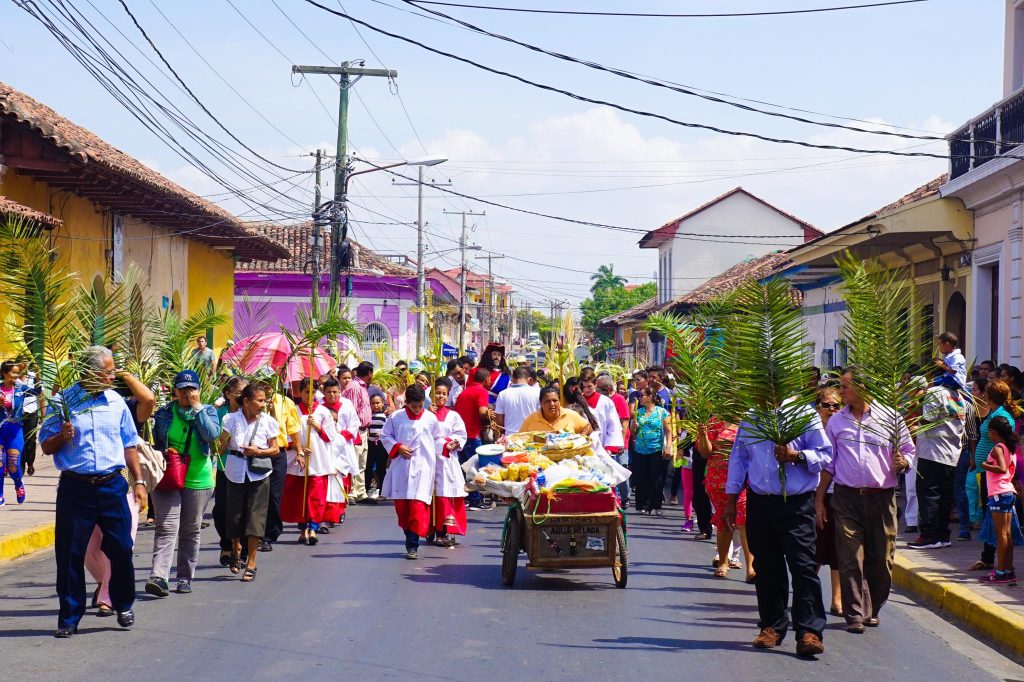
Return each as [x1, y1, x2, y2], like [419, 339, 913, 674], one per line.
[661, 250, 793, 310]
[0, 195, 62, 228]
[0, 81, 286, 261]
[599, 296, 659, 326]
[240, 221, 416, 276]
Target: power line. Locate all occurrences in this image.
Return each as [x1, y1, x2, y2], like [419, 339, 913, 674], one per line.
[301, 1, 970, 161]
[403, 0, 951, 143]
[405, 0, 928, 18]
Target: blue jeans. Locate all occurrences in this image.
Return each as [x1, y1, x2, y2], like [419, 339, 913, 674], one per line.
[0, 419, 24, 500]
[460, 437, 482, 507]
[954, 445, 972, 536]
[55, 473, 136, 629]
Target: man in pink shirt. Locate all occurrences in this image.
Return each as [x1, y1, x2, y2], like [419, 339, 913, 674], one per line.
[342, 363, 373, 502]
[817, 368, 914, 634]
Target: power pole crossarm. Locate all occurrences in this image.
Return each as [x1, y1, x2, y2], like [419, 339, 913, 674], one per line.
[293, 64, 396, 78]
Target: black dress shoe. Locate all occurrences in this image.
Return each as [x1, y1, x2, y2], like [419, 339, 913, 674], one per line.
[258, 540, 273, 552]
[865, 616, 880, 627]
[54, 626, 78, 638]
[117, 609, 135, 628]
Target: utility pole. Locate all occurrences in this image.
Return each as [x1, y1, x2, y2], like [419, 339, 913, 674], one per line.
[393, 170, 451, 356]
[309, 149, 324, 312]
[474, 252, 505, 344]
[444, 209, 484, 353]
[292, 62, 396, 305]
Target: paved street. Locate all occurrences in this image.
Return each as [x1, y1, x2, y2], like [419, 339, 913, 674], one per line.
[1, 502, 1021, 682]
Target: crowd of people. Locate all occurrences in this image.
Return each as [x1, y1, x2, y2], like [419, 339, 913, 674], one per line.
[10, 329, 1024, 660]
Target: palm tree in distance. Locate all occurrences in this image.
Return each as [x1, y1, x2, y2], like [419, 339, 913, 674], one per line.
[589, 264, 627, 293]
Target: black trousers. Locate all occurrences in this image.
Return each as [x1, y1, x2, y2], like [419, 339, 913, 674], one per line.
[633, 452, 665, 511]
[916, 458, 956, 542]
[746, 490, 826, 640]
[365, 440, 388, 491]
[20, 411, 38, 473]
[263, 453, 287, 541]
[212, 469, 230, 551]
[691, 452, 714, 535]
[55, 474, 135, 629]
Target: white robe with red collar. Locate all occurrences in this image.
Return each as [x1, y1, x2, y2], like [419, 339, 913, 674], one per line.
[326, 396, 361, 476]
[433, 407, 468, 498]
[380, 407, 443, 504]
[291, 403, 338, 476]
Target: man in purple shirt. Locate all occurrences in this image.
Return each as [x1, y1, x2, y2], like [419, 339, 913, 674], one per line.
[726, 406, 832, 658]
[817, 368, 914, 634]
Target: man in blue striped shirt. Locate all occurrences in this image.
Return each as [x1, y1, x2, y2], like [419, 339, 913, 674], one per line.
[40, 346, 145, 638]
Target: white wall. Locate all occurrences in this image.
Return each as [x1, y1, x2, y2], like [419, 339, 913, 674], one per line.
[799, 284, 848, 370]
[661, 192, 809, 299]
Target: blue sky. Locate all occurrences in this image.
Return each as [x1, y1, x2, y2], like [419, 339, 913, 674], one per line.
[0, 0, 1005, 307]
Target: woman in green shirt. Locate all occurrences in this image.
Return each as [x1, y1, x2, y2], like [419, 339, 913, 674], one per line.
[145, 370, 222, 597]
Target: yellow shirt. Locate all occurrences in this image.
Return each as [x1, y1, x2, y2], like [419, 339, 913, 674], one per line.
[518, 408, 590, 435]
[270, 393, 301, 448]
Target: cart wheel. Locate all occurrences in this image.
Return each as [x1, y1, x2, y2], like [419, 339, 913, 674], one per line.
[501, 508, 523, 587]
[612, 527, 628, 588]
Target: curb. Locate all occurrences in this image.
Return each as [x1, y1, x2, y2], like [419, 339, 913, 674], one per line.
[893, 553, 1024, 658]
[0, 523, 55, 563]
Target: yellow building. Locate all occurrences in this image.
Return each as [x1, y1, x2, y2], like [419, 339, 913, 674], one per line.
[0, 81, 286, 351]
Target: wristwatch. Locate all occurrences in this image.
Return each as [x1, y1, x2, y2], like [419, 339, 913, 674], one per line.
[133, 480, 147, 488]
[796, 451, 807, 464]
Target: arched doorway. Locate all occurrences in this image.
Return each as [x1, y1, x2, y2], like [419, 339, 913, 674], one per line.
[946, 291, 967, 352]
[360, 322, 391, 365]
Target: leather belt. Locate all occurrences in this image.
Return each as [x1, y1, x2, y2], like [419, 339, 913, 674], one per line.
[61, 470, 121, 485]
[837, 484, 894, 496]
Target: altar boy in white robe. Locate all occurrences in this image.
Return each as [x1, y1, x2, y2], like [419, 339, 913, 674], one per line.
[429, 377, 468, 548]
[381, 384, 444, 560]
[321, 377, 360, 528]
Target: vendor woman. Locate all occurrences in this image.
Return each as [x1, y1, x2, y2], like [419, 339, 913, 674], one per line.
[518, 386, 593, 435]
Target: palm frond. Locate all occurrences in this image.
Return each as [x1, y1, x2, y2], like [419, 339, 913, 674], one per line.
[836, 251, 932, 445]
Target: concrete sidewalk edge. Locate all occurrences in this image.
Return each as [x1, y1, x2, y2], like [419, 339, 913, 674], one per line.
[894, 553, 1024, 658]
[0, 523, 54, 562]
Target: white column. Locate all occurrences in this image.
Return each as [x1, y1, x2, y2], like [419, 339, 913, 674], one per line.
[1009, 207, 1022, 365]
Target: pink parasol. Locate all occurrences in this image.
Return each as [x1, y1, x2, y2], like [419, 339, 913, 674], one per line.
[219, 332, 337, 382]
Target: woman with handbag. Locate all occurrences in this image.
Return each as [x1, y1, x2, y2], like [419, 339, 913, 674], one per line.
[145, 370, 222, 597]
[219, 382, 281, 582]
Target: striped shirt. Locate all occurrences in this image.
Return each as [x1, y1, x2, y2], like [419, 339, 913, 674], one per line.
[368, 411, 387, 442]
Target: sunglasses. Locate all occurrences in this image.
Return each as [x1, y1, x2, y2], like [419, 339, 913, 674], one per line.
[819, 401, 841, 410]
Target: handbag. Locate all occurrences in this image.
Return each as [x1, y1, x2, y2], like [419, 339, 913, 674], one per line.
[157, 421, 194, 492]
[246, 415, 273, 475]
[137, 440, 167, 492]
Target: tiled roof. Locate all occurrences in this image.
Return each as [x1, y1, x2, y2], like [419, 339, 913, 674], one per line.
[661, 250, 793, 310]
[875, 174, 947, 216]
[240, 221, 416, 276]
[599, 296, 660, 326]
[639, 187, 822, 248]
[441, 266, 491, 288]
[0, 81, 286, 261]
[0, 195, 62, 228]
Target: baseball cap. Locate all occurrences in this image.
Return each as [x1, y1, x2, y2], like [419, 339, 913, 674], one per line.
[174, 370, 201, 390]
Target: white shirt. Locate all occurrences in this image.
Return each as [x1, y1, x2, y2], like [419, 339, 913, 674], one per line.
[591, 393, 624, 449]
[494, 383, 541, 435]
[434, 407, 468, 498]
[222, 411, 281, 483]
[446, 379, 464, 408]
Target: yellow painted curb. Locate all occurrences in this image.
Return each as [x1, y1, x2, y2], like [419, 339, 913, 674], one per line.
[0, 523, 55, 562]
[894, 553, 1024, 658]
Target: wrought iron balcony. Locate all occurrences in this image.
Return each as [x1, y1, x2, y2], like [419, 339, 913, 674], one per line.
[950, 87, 1024, 179]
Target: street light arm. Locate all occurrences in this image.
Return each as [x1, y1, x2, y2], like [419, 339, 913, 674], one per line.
[344, 161, 409, 192]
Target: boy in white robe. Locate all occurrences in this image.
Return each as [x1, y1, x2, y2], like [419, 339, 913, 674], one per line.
[380, 384, 444, 560]
[321, 377, 360, 527]
[428, 378, 468, 548]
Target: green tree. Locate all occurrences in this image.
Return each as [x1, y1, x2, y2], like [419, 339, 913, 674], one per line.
[580, 282, 657, 356]
[589, 264, 627, 293]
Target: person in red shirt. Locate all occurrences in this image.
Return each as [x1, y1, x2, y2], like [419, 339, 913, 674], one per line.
[454, 367, 492, 510]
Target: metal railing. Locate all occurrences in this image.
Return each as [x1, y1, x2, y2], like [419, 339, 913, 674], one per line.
[949, 87, 1024, 180]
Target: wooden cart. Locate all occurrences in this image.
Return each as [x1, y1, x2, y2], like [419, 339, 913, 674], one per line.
[500, 501, 627, 588]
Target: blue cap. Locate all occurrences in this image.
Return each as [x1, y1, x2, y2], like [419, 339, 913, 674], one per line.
[174, 370, 201, 390]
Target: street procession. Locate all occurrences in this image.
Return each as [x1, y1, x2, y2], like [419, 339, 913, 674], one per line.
[3, 1, 1024, 680]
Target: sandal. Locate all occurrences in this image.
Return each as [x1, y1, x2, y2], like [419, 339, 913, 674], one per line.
[97, 603, 115, 617]
[219, 552, 232, 568]
[307, 532, 318, 546]
[968, 560, 994, 571]
[241, 566, 257, 582]
[829, 606, 843, 617]
[229, 557, 243, 575]
[728, 560, 743, 569]
[714, 566, 729, 578]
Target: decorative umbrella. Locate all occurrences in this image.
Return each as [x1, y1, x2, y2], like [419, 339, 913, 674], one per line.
[218, 332, 337, 382]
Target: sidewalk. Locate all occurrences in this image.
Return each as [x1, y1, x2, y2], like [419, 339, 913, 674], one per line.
[893, 522, 1024, 659]
[0, 457, 57, 561]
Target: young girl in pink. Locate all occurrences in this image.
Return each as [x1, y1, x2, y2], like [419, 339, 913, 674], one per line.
[978, 416, 1023, 586]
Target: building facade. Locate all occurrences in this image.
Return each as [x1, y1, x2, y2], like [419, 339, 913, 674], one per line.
[0, 81, 284, 353]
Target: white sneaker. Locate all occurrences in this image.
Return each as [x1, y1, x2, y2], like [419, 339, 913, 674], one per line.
[368, 489, 380, 500]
